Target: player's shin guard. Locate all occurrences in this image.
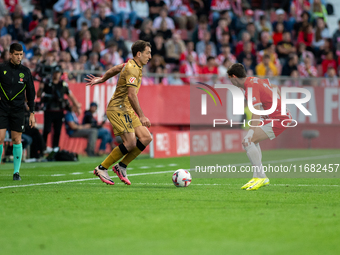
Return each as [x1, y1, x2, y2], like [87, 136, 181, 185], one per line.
[244, 142, 266, 178]
[120, 140, 146, 166]
[101, 143, 129, 169]
[13, 143, 22, 174]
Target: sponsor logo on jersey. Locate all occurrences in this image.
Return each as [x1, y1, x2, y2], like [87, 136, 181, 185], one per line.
[4, 71, 7, 75]
[19, 73, 25, 78]
[129, 77, 136, 84]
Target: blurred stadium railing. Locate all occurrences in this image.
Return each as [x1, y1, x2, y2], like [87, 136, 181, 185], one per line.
[63, 69, 339, 87]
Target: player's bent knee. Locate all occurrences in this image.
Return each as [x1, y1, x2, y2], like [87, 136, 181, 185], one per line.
[12, 138, 22, 144]
[243, 142, 255, 151]
[140, 135, 152, 145]
[124, 141, 137, 151]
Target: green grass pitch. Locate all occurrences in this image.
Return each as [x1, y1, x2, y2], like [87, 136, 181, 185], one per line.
[0, 149, 339, 255]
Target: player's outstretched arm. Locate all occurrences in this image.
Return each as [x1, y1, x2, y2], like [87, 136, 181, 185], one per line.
[127, 86, 151, 128]
[85, 63, 125, 86]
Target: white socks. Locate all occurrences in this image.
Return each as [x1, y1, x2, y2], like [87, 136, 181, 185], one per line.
[244, 142, 266, 178]
[255, 143, 262, 161]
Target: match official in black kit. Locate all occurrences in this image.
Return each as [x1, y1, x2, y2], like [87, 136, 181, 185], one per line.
[0, 43, 36, 181]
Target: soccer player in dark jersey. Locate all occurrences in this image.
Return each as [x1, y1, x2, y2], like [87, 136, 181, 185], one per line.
[85, 40, 152, 185]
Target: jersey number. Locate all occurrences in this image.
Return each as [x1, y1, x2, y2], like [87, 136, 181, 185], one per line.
[124, 114, 132, 124]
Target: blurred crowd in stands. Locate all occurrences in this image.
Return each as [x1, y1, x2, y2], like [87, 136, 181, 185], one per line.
[1, 0, 340, 86]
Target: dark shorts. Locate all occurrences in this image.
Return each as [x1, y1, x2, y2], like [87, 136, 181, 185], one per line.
[0, 101, 25, 133]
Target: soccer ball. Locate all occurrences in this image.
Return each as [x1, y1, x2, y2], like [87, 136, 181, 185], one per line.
[172, 169, 192, 187]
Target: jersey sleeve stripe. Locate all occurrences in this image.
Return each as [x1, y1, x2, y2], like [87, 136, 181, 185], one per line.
[126, 83, 138, 87]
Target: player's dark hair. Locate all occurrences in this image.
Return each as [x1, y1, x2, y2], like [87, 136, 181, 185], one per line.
[227, 63, 247, 78]
[9, 43, 23, 53]
[131, 40, 151, 57]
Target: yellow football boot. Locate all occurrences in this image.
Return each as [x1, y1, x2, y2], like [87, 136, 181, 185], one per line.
[241, 178, 258, 190]
[246, 178, 270, 191]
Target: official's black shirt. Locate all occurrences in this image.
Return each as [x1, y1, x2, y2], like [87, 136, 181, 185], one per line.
[42, 79, 70, 111]
[0, 61, 35, 111]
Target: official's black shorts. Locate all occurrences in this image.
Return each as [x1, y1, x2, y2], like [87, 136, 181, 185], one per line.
[0, 102, 25, 133]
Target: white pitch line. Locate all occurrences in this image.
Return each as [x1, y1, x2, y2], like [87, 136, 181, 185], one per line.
[262, 154, 340, 165]
[0, 170, 176, 190]
[0, 170, 339, 189]
[273, 183, 340, 187]
[139, 166, 150, 169]
[70, 172, 83, 175]
[73, 182, 340, 187]
[131, 183, 224, 186]
[1, 154, 339, 190]
[105, 182, 340, 187]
